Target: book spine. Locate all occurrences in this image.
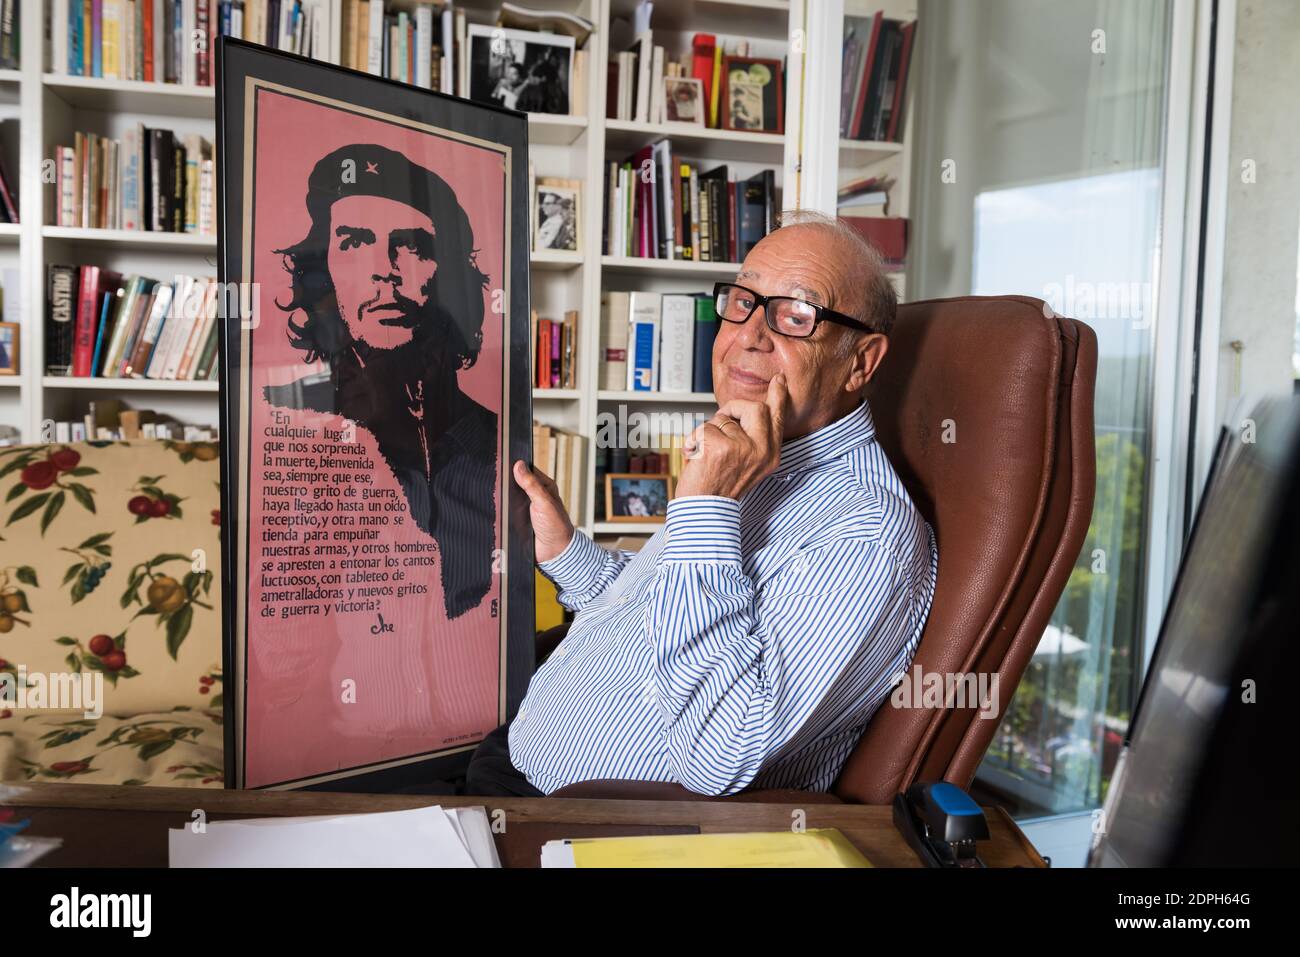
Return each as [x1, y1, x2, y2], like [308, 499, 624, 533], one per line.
[659, 295, 696, 394]
[627, 291, 661, 391]
[46, 265, 78, 375]
[692, 295, 718, 393]
[72, 266, 102, 377]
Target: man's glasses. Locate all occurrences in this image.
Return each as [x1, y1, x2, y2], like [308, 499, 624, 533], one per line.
[712, 283, 875, 339]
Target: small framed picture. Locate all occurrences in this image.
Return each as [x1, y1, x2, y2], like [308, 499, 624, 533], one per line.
[663, 76, 705, 126]
[534, 177, 581, 253]
[605, 473, 673, 523]
[468, 24, 575, 115]
[721, 56, 784, 134]
[0, 321, 17, 374]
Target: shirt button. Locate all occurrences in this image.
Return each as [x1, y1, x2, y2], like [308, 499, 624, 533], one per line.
[619, 596, 630, 605]
[517, 707, 527, 721]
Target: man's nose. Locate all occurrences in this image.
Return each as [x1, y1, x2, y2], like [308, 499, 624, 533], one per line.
[734, 308, 774, 349]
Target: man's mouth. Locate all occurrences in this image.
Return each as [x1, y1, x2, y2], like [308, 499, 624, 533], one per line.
[727, 366, 770, 388]
[366, 301, 417, 327]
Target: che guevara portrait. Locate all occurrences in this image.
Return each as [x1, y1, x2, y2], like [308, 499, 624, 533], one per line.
[218, 41, 530, 791]
[264, 143, 496, 620]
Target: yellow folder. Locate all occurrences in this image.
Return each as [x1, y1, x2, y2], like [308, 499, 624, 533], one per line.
[545, 829, 872, 868]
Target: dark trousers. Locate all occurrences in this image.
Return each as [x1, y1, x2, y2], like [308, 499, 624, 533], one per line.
[462, 722, 544, 797]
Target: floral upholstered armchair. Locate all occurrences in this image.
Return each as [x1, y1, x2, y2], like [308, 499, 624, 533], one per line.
[0, 439, 225, 788]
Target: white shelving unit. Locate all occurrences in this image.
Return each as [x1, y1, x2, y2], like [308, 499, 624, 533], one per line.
[3, 0, 914, 542]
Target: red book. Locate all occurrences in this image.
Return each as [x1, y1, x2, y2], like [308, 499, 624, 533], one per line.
[634, 145, 654, 257]
[840, 216, 908, 264]
[691, 34, 716, 122]
[850, 13, 884, 140]
[143, 0, 155, 81]
[71, 267, 99, 377]
[886, 22, 917, 142]
[197, 2, 210, 86]
[538, 319, 552, 387]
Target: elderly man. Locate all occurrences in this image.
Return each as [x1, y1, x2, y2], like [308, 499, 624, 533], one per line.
[466, 211, 938, 797]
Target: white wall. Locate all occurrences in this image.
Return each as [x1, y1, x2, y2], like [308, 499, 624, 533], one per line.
[1213, 0, 1300, 418]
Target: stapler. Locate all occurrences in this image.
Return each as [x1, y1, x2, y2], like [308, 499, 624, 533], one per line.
[892, 781, 990, 868]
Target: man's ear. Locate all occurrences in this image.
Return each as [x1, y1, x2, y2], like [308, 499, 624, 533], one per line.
[845, 333, 888, 394]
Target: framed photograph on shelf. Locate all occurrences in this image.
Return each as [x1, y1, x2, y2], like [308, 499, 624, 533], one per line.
[0, 322, 16, 374]
[467, 25, 575, 115]
[604, 473, 673, 523]
[533, 177, 581, 253]
[215, 39, 534, 791]
[720, 56, 784, 134]
[663, 76, 705, 126]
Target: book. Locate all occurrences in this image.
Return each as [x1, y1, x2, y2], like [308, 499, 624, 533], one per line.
[658, 294, 696, 394]
[626, 291, 661, 391]
[692, 294, 718, 394]
[45, 265, 79, 375]
[600, 291, 630, 391]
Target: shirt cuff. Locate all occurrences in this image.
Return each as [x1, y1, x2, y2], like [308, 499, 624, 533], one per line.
[659, 496, 742, 564]
[538, 529, 607, 594]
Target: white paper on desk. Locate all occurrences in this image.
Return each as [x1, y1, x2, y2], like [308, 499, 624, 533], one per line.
[451, 807, 501, 869]
[169, 806, 479, 868]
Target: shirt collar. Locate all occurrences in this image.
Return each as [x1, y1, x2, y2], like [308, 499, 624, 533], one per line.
[771, 399, 878, 478]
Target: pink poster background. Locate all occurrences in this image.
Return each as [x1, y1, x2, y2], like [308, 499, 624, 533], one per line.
[242, 88, 507, 787]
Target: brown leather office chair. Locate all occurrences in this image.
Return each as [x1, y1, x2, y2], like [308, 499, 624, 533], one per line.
[540, 296, 1097, 805]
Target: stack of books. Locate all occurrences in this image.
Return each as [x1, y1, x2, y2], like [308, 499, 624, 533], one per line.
[53, 127, 214, 235]
[610, 30, 783, 130]
[530, 309, 578, 390]
[45, 266, 222, 382]
[48, 1, 589, 115]
[531, 421, 584, 517]
[605, 146, 776, 263]
[837, 175, 907, 268]
[600, 291, 719, 395]
[840, 13, 916, 143]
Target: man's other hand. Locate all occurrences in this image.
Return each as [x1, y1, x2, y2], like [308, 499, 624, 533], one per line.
[513, 460, 575, 564]
[675, 373, 788, 500]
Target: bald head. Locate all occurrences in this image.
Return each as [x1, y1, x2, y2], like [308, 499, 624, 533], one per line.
[712, 212, 894, 440]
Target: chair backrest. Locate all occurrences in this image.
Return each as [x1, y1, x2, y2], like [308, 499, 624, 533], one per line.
[835, 296, 1097, 804]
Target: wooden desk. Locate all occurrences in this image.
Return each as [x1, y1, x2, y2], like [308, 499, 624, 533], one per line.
[4, 782, 1046, 868]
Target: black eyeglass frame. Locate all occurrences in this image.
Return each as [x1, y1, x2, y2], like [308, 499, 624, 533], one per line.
[712, 282, 877, 338]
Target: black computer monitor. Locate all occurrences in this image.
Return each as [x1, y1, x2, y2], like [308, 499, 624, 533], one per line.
[1089, 396, 1300, 867]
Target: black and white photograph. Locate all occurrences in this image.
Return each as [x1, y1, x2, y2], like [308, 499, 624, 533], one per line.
[664, 76, 706, 126]
[468, 25, 574, 115]
[604, 473, 672, 523]
[533, 177, 581, 252]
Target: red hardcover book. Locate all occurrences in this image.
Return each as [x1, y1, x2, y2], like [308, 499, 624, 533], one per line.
[634, 144, 654, 257]
[849, 13, 884, 140]
[691, 34, 716, 120]
[197, 2, 210, 86]
[71, 266, 98, 377]
[143, 0, 155, 81]
[886, 22, 917, 142]
[72, 268, 120, 377]
[839, 216, 908, 264]
[538, 318, 552, 387]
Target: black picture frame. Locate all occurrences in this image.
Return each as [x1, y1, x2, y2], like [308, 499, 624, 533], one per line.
[215, 38, 533, 791]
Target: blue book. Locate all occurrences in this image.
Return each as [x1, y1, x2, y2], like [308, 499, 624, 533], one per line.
[91, 2, 102, 78]
[692, 295, 719, 393]
[90, 291, 113, 377]
[69, 2, 84, 76]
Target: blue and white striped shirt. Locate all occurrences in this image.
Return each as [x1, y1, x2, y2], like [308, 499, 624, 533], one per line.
[510, 400, 938, 795]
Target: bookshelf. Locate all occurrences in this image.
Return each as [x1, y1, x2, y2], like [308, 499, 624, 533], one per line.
[5, 0, 915, 544]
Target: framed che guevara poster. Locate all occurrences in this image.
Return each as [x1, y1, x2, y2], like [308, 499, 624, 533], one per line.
[215, 39, 533, 790]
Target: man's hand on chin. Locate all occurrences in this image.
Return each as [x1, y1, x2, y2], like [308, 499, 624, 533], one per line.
[675, 373, 788, 501]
